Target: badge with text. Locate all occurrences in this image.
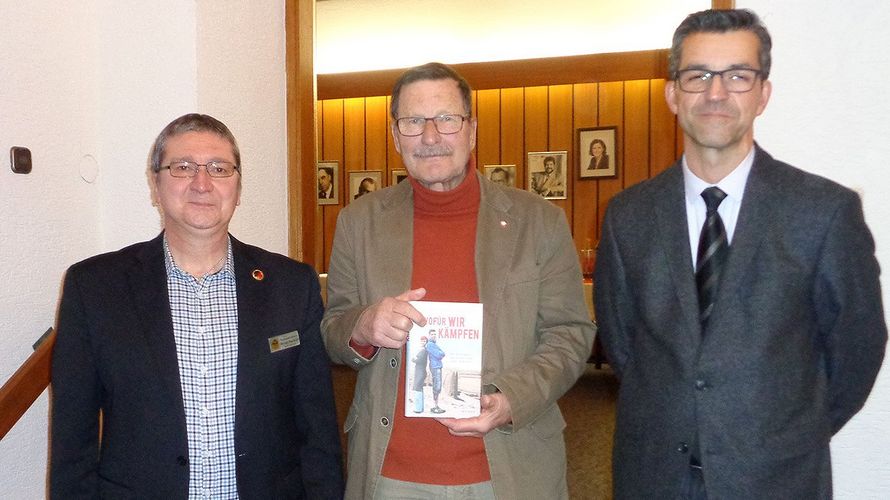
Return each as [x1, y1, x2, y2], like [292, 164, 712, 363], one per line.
[268, 331, 300, 353]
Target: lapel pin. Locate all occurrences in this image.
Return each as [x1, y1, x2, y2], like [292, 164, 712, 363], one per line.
[500, 220, 508, 227]
[252, 269, 265, 281]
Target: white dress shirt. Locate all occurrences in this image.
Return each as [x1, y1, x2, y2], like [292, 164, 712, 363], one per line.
[683, 147, 755, 269]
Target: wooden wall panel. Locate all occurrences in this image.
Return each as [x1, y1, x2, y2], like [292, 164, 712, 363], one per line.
[476, 89, 501, 167]
[524, 86, 549, 189]
[572, 83, 599, 250]
[500, 88, 525, 183]
[317, 78, 680, 268]
[595, 82, 626, 241]
[344, 98, 366, 173]
[548, 85, 574, 215]
[623, 80, 651, 189]
[365, 96, 388, 171]
[650, 79, 678, 176]
[320, 99, 344, 271]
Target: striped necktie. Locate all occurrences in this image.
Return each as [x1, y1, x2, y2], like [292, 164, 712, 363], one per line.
[696, 187, 729, 327]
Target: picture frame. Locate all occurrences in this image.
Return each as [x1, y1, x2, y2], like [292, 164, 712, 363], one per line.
[483, 164, 517, 188]
[578, 126, 618, 179]
[348, 170, 382, 203]
[317, 161, 339, 205]
[527, 151, 568, 200]
[391, 169, 409, 185]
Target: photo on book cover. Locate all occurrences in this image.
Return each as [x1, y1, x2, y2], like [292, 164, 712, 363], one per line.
[405, 301, 483, 419]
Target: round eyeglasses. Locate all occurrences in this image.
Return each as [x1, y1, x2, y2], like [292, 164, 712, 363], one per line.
[395, 114, 469, 137]
[160, 161, 240, 178]
[675, 68, 763, 93]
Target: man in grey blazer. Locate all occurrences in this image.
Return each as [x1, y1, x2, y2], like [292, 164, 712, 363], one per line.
[322, 63, 594, 499]
[595, 9, 887, 499]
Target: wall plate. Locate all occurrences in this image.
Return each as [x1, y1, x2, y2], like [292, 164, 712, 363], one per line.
[10, 146, 32, 174]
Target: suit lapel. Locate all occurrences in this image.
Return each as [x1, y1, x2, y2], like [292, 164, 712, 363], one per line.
[654, 165, 703, 342]
[708, 147, 775, 326]
[370, 181, 415, 295]
[129, 234, 186, 416]
[232, 237, 264, 424]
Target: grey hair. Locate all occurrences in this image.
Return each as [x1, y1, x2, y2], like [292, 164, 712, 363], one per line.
[669, 9, 772, 80]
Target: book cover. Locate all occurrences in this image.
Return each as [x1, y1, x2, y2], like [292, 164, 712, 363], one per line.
[404, 301, 483, 418]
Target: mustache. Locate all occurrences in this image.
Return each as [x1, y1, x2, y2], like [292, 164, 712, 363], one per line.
[412, 146, 453, 158]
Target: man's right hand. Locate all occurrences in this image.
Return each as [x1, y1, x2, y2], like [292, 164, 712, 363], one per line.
[350, 288, 427, 349]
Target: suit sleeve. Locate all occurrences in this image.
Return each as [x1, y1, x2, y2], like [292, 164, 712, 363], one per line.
[50, 268, 101, 499]
[490, 209, 596, 429]
[813, 192, 887, 433]
[593, 202, 633, 379]
[293, 271, 345, 498]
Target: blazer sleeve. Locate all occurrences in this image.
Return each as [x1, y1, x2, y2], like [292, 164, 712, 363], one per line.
[490, 208, 596, 429]
[50, 268, 101, 499]
[594, 201, 632, 379]
[813, 191, 888, 433]
[320, 209, 380, 368]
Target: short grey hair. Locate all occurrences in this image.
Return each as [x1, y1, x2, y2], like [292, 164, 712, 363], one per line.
[669, 9, 772, 80]
[150, 113, 240, 173]
[390, 62, 472, 120]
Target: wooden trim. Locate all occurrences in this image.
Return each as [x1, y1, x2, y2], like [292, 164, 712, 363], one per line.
[712, 0, 736, 9]
[0, 328, 55, 440]
[318, 50, 669, 100]
[286, 0, 317, 265]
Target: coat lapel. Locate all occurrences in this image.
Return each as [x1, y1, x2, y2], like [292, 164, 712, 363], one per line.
[708, 147, 775, 327]
[129, 234, 186, 417]
[654, 165, 703, 342]
[232, 237, 265, 425]
[369, 180, 415, 296]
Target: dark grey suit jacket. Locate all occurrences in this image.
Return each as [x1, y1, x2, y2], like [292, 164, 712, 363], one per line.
[50, 234, 344, 499]
[595, 146, 887, 499]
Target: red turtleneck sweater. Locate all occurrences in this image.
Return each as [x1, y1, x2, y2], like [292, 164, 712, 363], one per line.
[379, 166, 491, 484]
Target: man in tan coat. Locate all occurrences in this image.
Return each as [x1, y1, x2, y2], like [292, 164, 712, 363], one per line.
[321, 62, 594, 499]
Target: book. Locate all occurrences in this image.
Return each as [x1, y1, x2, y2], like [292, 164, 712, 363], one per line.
[404, 301, 483, 419]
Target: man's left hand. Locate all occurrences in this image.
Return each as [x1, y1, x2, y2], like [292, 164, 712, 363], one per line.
[437, 393, 512, 437]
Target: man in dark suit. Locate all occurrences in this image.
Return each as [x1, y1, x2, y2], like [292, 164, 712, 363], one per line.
[595, 9, 887, 499]
[50, 113, 343, 499]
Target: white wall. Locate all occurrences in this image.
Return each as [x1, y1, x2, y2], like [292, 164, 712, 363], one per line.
[739, 2, 890, 497]
[0, 1, 286, 497]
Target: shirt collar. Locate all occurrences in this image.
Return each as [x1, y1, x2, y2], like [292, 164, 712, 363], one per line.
[163, 234, 235, 279]
[682, 146, 755, 204]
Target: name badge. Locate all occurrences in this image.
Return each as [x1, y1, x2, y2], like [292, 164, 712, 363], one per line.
[268, 331, 300, 353]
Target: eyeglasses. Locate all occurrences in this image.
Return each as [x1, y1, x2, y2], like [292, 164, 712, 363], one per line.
[395, 114, 468, 137]
[675, 68, 763, 93]
[160, 161, 240, 178]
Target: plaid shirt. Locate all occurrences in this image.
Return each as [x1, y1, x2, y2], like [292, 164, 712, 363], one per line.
[165, 237, 240, 499]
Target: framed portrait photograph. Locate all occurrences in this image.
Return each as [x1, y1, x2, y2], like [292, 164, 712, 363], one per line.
[527, 151, 568, 200]
[578, 126, 618, 179]
[317, 161, 339, 205]
[483, 164, 517, 188]
[391, 169, 409, 185]
[348, 170, 382, 203]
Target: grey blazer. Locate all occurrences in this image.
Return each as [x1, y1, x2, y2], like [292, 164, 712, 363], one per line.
[321, 171, 595, 500]
[595, 146, 887, 499]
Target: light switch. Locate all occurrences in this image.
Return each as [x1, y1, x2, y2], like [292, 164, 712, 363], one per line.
[10, 146, 32, 174]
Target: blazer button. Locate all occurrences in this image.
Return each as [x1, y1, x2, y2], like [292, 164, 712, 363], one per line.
[677, 443, 689, 454]
[380, 417, 390, 427]
[694, 379, 708, 390]
[177, 455, 189, 466]
[390, 358, 397, 368]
